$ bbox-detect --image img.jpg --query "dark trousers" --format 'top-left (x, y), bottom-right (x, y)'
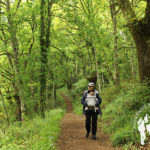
top-left (85, 110), bottom-right (98, 135)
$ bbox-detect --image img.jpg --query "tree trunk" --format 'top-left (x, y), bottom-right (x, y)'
top-left (30, 84), bottom-right (39, 113)
top-left (46, 86), bottom-right (51, 110)
top-left (46, 71), bottom-right (52, 110)
top-left (87, 48), bottom-right (93, 70)
top-left (45, 0), bottom-right (53, 110)
top-left (110, 0), bottom-right (120, 86)
top-left (6, 0), bottom-right (23, 121)
top-left (131, 29), bottom-right (150, 83)
top-left (40, 0), bottom-right (46, 118)
top-left (130, 46), bottom-right (136, 85)
top-left (52, 81), bottom-right (56, 108)
top-left (82, 56), bottom-right (86, 76)
top-left (0, 89), bottom-right (9, 126)
top-left (117, 0), bottom-right (150, 83)
top-left (45, 0), bottom-right (52, 49)
top-left (2, 36), bottom-right (23, 121)
top-left (102, 49), bottom-right (115, 84)
top-left (92, 47), bottom-right (101, 93)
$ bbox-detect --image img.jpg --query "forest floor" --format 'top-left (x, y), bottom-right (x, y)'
top-left (56, 92), bottom-right (123, 150)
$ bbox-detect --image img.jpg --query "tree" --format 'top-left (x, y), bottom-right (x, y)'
top-left (6, 0), bottom-right (24, 121)
top-left (110, 0), bottom-right (120, 86)
top-left (40, 0), bottom-right (53, 118)
top-left (117, 0), bottom-right (150, 83)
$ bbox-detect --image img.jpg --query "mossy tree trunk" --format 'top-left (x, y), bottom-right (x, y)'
top-left (110, 0), bottom-right (120, 86)
top-left (6, 0), bottom-right (23, 121)
top-left (117, 0), bottom-right (150, 84)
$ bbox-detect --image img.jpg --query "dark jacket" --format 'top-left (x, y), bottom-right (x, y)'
top-left (81, 89), bottom-right (102, 115)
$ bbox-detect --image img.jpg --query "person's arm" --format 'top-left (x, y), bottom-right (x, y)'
top-left (95, 92), bottom-right (102, 106)
top-left (81, 91), bottom-right (88, 106)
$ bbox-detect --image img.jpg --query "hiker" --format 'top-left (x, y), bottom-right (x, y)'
top-left (81, 82), bottom-right (102, 140)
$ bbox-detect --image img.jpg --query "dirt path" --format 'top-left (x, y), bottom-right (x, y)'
top-left (56, 92), bottom-right (122, 150)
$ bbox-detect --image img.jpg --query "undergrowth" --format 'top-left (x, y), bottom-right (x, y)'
top-left (101, 81), bottom-right (150, 148)
top-left (0, 90), bottom-right (65, 150)
top-left (0, 109), bottom-right (64, 150)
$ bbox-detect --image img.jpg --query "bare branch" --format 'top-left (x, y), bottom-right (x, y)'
top-left (145, 0), bottom-right (150, 19)
top-left (0, 1), bottom-right (6, 5)
top-left (117, 0), bottom-right (137, 24)
top-left (79, 0), bottom-right (87, 15)
top-left (2, 68), bottom-right (12, 76)
top-left (17, 0), bottom-right (21, 9)
top-left (50, 44), bottom-right (68, 58)
top-left (1, 73), bottom-right (11, 81)
top-left (0, 52), bottom-right (14, 58)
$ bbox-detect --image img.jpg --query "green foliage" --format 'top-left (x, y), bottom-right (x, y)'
top-left (72, 96), bottom-right (83, 115)
top-left (111, 124), bottom-right (138, 146)
top-left (101, 83), bottom-right (122, 105)
top-left (70, 79), bottom-right (88, 115)
top-left (55, 91), bottom-right (66, 111)
top-left (71, 78), bottom-right (88, 98)
top-left (0, 0), bottom-right (150, 149)
top-left (101, 82), bottom-right (150, 147)
top-left (69, 79), bottom-right (88, 115)
top-left (0, 109), bottom-right (64, 150)
top-left (86, 69), bottom-right (97, 83)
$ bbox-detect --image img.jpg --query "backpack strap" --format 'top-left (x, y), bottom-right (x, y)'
top-left (84, 90), bottom-right (88, 97)
top-left (94, 89), bottom-right (99, 94)
top-left (84, 90), bottom-right (88, 94)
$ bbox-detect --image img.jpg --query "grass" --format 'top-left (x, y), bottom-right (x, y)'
top-left (55, 91), bottom-right (66, 111)
top-left (0, 91), bottom-right (67, 150)
top-left (0, 108), bottom-right (64, 150)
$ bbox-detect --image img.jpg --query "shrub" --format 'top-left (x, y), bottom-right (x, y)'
top-left (101, 82), bottom-right (150, 147)
top-left (71, 78), bottom-right (88, 98)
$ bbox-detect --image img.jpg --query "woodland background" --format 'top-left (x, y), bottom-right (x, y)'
top-left (0, 0), bottom-right (150, 149)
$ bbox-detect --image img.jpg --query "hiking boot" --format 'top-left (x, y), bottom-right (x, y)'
top-left (92, 134), bottom-right (96, 140)
top-left (86, 132), bottom-right (89, 138)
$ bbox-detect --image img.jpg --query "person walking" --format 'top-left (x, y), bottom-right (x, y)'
top-left (81, 82), bottom-right (102, 140)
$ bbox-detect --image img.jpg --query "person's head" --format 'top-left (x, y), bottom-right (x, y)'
top-left (88, 82), bottom-right (94, 92)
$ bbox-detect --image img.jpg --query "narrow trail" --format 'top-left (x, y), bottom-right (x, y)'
top-left (56, 92), bottom-right (122, 150)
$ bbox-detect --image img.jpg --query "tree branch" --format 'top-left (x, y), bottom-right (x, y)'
top-left (79, 0), bottom-right (87, 15)
top-left (145, 0), bottom-right (150, 20)
top-left (50, 45), bottom-right (68, 58)
top-left (0, 52), bottom-right (14, 58)
top-left (1, 72), bottom-right (11, 81)
top-left (2, 68), bottom-right (12, 76)
top-left (17, 0), bottom-right (21, 9)
top-left (0, 1), bottom-right (6, 5)
top-left (117, 0), bottom-right (137, 24)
